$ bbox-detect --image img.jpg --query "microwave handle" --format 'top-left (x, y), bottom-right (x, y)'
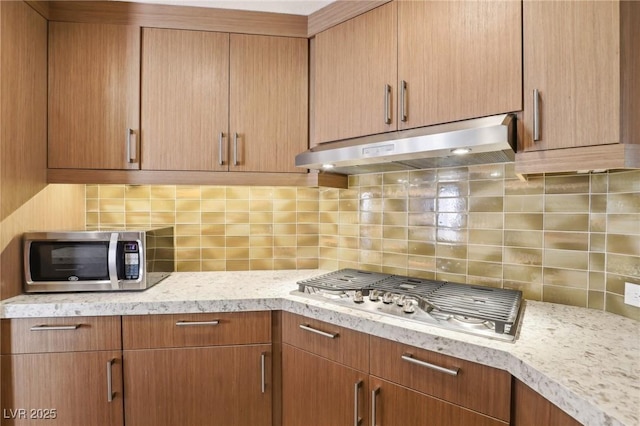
top-left (108, 233), bottom-right (120, 290)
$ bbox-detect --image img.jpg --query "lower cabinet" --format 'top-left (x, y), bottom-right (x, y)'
top-left (122, 311), bottom-right (272, 426)
top-left (124, 345), bottom-right (271, 426)
top-left (282, 345), bottom-right (368, 426)
top-left (370, 377), bottom-right (506, 426)
top-left (512, 379), bottom-right (581, 426)
top-left (369, 335), bottom-right (511, 424)
top-left (280, 314), bottom-right (512, 426)
top-left (281, 312), bottom-right (369, 426)
top-left (0, 316), bottom-right (124, 426)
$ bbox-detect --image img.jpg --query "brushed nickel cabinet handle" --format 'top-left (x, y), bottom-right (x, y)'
top-left (30, 324), bottom-right (80, 331)
top-left (233, 132), bottom-right (239, 166)
top-left (218, 132), bottom-right (225, 166)
top-left (401, 353), bottom-right (459, 376)
top-left (371, 387), bottom-right (380, 426)
top-left (354, 380), bottom-right (363, 426)
top-left (175, 320), bottom-right (220, 327)
top-left (400, 80), bottom-right (407, 122)
top-left (106, 358), bottom-right (115, 402)
top-left (299, 324), bottom-right (339, 339)
top-left (384, 84), bottom-right (391, 125)
top-left (260, 352), bottom-right (266, 394)
top-left (533, 89), bottom-right (541, 141)
top-left (126, 128), bottom-right (135, 163)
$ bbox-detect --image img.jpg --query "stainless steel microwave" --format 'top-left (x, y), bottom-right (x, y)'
top-left (23, 228), bottom-right (174, 293)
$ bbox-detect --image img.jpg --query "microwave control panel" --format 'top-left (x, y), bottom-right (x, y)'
top-left (123, 242), bottom-right (140, 280)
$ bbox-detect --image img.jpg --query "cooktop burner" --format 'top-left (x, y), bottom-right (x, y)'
top-left (294, 269), bottom-right (523, 342)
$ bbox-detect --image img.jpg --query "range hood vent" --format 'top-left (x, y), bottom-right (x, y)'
top-left (296, 114), bottom-right (517, 175)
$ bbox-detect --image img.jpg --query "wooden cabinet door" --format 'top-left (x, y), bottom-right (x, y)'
top-left (282, 344), bottom-right (368, 426)
top-left (522, 1), bottom-right (620, 152)
top-left (398, 0), bottom-right (521, 130)
top-left (124, 344), bottom-right (271, 426)
top-left (1, 351), bottom-right (123, 426)
top-left (370, 377), bottom-right (507, 426)
top-left (312, 2), bottom-right (397, 144)
top-left (48, 22), bottom-right (140, 170)
top-left (229, 34), bottom-right (308, 173)
top-left (512, 379), bottom-right (581, 426)
top-left (141, 28), bottom-right (229, 171)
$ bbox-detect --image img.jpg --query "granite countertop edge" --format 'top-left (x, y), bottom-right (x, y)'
top-left (1, 270), bottom-right (638, 426)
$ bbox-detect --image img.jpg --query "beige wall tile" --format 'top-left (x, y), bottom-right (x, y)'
top-left (543, 249), bottom-right (588, 270)
top-left (176, 186), bottom-right (201, 199)
top-left (150, 185), bottom-right (176, 199)
top-left (608, 170), bottom-right (640, 193)
top-left (605, 292), bottom-right (640, 320)
top-left (468, 261), bottom-right (502, 279)
top-left (588, 291), bottom-right (605, 310)
top-left (543, 268), bottom-right (588, 289)
top-left (590, 174), bottom-right (608, 193)
top-left (88, 166), bottom-right (639, 320)
top-left (100, 185), bottom-right (125, 198)
top-left (545, 175), bottom-right (590, 194)
top-left (544, 214), bottom-right (589, 232)
top-left (544, 194), bottom-right (589, 213)
top-left (607, 234), bottom-right (640, 256)
top-left (468, 245), bottom-right (502, 263)
top-left (543, 285), bottom-right (587, 307)
top-left (607, 214), bottom-right (640, 235)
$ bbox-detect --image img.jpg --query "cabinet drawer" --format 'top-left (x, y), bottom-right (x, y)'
top-left (281, 312), bottom-right (369, 372)
top-left (122, 311), bottom-right (271, 349)
top-left (1, 316), bottom-right (121, 354)
top-left (370, 336), bottom-right (511, 422)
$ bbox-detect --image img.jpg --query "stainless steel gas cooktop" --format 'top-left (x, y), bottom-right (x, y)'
top-left (293, 269), bottom-right (524, 342)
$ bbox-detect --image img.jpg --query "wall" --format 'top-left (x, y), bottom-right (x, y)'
top-left (89, 164), bottom-right (640, 320)
top-left (0, 1), bottom-right (85, 300)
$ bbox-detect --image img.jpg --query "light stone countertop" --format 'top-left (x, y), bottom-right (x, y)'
top-left (1, 270), bottom-right (638, 426)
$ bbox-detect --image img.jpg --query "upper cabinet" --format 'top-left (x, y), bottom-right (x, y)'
top-left (141, 28), bottom-right (229, 172)
top-left (229, 34), bottom-right (308, 173)
top-left (311, 0), bottom-right (522, 144)
top-left (312, 2), bottom-right (397, 145)
top-left (517, 0), bottom-right (639, 174)
top-left (48, 22), bottom-right (140, 170)
top-left (397, 0), bottom-right (521, 131)
top-left (142, 29), bottom-right (307, 174)
top-left (47, 14), bottom-right (322, 185)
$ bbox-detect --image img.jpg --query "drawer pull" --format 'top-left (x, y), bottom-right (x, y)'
top-left (371, 386), bottom-right (380, 426)
top-left (401, 353), bottom-right (459, 376)
top-left (299, 324), bottom-right (339, 339)
top-left (354, 380), bottom-right (363, 426)
top-left (260, 352), bottom-right (267, 394)
top-left (106, 358), bottom-right (115, 402)
top-left (30, 324), bottom-right (80, 331)
top-left (175, 320), bottom-right (220, 327)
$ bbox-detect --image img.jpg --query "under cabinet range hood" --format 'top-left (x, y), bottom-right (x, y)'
top-left (296, 114), bottom-right (517, 175)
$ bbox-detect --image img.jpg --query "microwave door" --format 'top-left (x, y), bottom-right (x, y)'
top-left (28, 241), bottom-right (111, 283)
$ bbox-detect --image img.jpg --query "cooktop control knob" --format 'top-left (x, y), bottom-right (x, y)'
top-left (382, 292), bottom-right (394, 304)
top-left (396, 295), bottom-right (406, 307)
top-left (402, 299), bottom-right (417, 314)
top-left (353, 291), bottom-right (364, 304)
top-left (369, 290), bottom-right (380, 302)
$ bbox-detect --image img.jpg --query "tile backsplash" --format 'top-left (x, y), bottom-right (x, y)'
top-left (87, 165), bottom-right (640, 320)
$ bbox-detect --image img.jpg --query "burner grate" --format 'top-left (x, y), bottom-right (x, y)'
top-left (296, 269), bottom-right (390, 292)
top-left (364, 276), bottom-right (444, 298)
